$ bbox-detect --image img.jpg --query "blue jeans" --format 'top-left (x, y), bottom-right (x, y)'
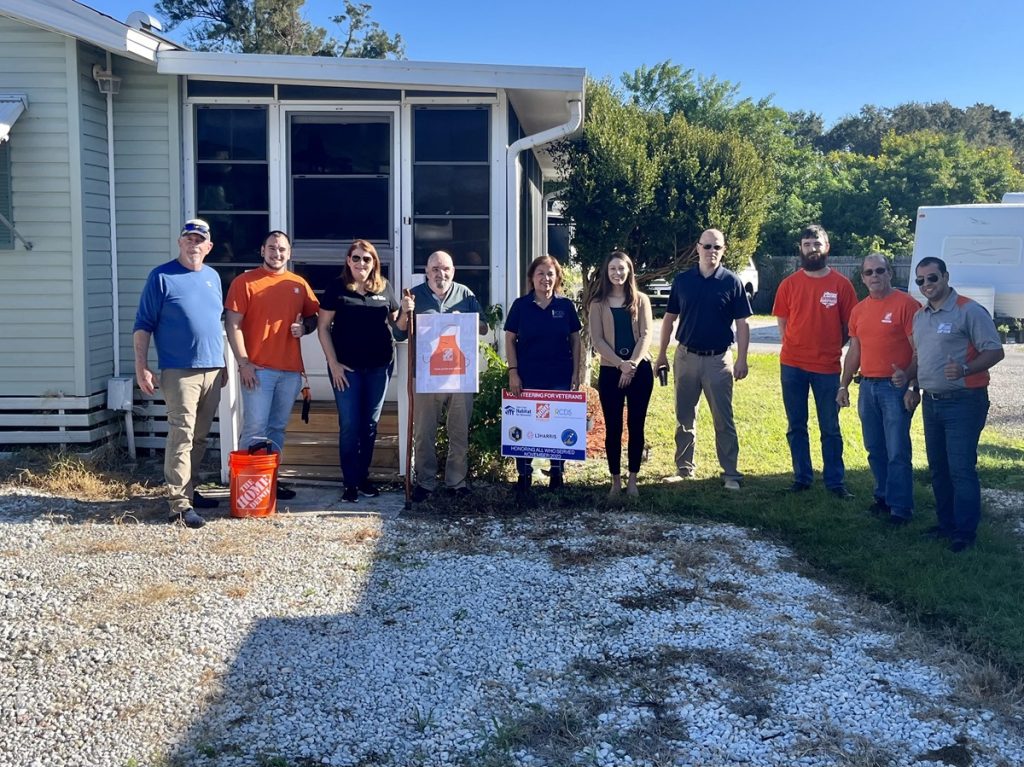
top-left (333, 365), bottom-right (390, 489)
top-left (240, 368), bottom-right (303, 453)
top-left (780, 364), bottom-right (845, 488)
top-left (922, 388), bottom-right (989, 543)
top-left (858, 379), bottom-right (914, 518)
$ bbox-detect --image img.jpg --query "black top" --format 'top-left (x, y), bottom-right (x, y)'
top-left (667, 266), bottom-right (752, 351)
top-left (320, 278), bottom-right (399, 369)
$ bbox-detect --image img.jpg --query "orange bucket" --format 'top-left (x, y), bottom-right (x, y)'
top-left (229, 447), bottom-right (280, 518)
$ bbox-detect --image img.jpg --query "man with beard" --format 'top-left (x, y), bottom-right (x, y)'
top-left (655, 228), bottom-right (751, 490)
top-left (903, 257), bottom-right (1003, 552)
top-left (408, 251), bottom-right (487, 501)
top-left (773, 225), bottom-right (858, 498)
top-left (837, 253), bottom-right (922, 525)
top-left (225, 230), bottom-right (319, 500)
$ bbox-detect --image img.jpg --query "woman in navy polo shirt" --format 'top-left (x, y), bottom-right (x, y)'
top-left (505, 255), bottom-right (582, 499)
top-left (317, 240), bottom-right (413, 504)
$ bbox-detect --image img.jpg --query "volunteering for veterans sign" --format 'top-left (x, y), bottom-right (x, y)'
top-left (501, 389), bottom-right (587, 461)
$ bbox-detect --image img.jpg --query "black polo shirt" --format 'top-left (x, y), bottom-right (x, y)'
top-left (320, 278), bottom-right (399, 369)
top-left (667, 266), bottom-right (752, 351)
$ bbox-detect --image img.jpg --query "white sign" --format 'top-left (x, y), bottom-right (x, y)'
top-left (501, 389), bottom-right (587, 461)
top-left (415, 313), bottom-right (479, 394)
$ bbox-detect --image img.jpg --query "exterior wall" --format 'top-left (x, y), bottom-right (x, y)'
top-left (0, 15), bottom-right (78, 396)
top-left (112, 58), bottom-right (181, 374)
top-left (77, 42), bottom-right (114, 392)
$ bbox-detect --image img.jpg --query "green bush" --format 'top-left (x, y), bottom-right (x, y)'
top-left (468, 343), bottom-right (509, 479)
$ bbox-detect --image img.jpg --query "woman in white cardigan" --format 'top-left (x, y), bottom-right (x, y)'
top-left (587, 251), bottom-right (654, 497)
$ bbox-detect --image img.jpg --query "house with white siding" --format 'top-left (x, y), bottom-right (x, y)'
top-left (0, 0), bottom-right (585, 480)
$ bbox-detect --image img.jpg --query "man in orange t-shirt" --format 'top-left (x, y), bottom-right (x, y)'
top-left (225, 231), bottom-right (319, 498)
top-left (772, 225), bottom-right (857, 498)
top-left (837, 253), bottom-right (922, 524)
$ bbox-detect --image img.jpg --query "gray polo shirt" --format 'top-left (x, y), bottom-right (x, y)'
top-left (912, 288), bottom-right (1002, 393)
top-left (410, 280), bottom-right (482, 318)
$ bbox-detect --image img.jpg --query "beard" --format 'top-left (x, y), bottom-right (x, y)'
top-left (800, 253), bottom-right (827, 271)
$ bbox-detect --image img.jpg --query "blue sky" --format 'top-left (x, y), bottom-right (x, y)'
top-left (84, 0), bottom-right (1024, 126)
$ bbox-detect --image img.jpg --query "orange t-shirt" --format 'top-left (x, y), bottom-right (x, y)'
top-left (773, 269), bottom-right (857, 374)
top-left (225, 269), bottom-right (319, 372)
top-left (848, 290), bottom-right (921, 378)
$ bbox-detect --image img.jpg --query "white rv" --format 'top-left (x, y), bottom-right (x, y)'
top-left (910, 193), bottom-right (1024, 320)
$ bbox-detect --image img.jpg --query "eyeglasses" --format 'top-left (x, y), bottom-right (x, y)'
top-left (349, 255), bottom-right (374, 264)
top-left (915, 274), bottom-right (941, 286)
top-left (700, 244), bottom-right (723, 251)
top-left (862, 267), bottom-right (887, 276)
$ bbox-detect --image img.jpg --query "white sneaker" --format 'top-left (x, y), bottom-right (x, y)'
top-left (724, 479), bottom-right (741, 491)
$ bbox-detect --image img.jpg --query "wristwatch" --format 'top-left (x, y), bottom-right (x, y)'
top-left (961, 363), bottom-right (970, 378)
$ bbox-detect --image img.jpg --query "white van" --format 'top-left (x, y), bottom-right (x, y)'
top-left (910, 196), bottom-right (1024, 320)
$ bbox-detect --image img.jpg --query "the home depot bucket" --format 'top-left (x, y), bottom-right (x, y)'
top-left (229, 446), bottom-right (280, 518)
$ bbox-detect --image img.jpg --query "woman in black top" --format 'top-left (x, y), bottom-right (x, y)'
top-left (318, 240), bottom-right (412, 503)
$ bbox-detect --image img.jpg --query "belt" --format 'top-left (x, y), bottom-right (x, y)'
top-left (680, 345), bottom-right (728, 357)
top-left (859, 376), bottom-right (891, 382)
top-left (923, 387), bottom-right (984, 400)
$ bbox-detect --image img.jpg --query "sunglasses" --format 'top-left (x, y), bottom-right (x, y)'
top-left (181, 222), bottom-right (210, 235)
top-left (700, 244), bottom-right (724, 251)
top-left (862, 267), bottom-right (887, 276)
top-left (349, 255), bottom-right (374, 264)
top-left (915, 274), bottom-right (941, 286)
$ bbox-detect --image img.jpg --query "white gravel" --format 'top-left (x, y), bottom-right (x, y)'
top-left (2, 489), bottom-right (1023, 767)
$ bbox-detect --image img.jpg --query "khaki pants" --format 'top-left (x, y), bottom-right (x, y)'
top-left (161, 368), bottom-right (222, 515)
top-left (413, 391), bottom-right (473, 490)
top-left (673, 347), bottom-right (741, 481)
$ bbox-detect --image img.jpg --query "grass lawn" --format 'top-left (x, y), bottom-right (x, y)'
top-left (572, 350), bottom-right (1024, 673)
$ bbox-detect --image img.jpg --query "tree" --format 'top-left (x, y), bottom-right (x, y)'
top-left (155, 0), bottom-right (404, 58)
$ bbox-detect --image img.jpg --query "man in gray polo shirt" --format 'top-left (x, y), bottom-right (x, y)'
top-left (409, 251), bottom-right (487, 501)
top-left (902, 256), bottom-right (1004, 552)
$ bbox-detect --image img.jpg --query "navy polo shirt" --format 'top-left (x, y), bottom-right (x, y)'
top-left (667, 266), bottom-right (752, 351)
top-left (320, 278), bottom-right (399, 369)
top-left (505, 292), bottom-right (581, 390)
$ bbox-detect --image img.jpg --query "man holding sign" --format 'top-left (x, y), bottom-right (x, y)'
top-left (410, 251), bottom-right (486, 501)
top-left (225, 230), bottom-right (319, 499)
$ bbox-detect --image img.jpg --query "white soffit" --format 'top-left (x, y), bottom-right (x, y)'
top-left (0, 94), bottom-right (27, 144)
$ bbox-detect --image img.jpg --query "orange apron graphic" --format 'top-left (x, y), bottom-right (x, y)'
top-left (429, 326), bottom-right (467, 375)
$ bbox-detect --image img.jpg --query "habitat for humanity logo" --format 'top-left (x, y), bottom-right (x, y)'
top-left (503, 404), bottom-right (516, 415)
top-left (535, 403), bottom-right (551, 420)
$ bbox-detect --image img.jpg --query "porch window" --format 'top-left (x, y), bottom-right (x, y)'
top-left (195, 105), bottom-right (269, 284)
top-left (412, 107), bottom-right (491, 307)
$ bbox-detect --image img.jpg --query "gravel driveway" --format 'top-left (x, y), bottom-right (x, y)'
top-left (3, 491), bottom-right (1023, 767)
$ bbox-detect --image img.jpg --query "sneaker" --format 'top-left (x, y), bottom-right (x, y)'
top-left (828, 486), bottom-right (854, 500)
top-left (867, 498), bottom-right (890, 516)
top-left (411, 485), bottom-right (431, 503)
top-left (342, 486), bottom-right (359, 503)
top-left (950, 538), bottom-right (975, 553)
top-left (276, 482), bottom-right (297, 500)
top-left (358, 481), bottom-right (380, 498)
top-left (665, 472), bottom-right (694, 483)
top-left (169, 509), bottom-right (206, 529)
top-left (723, 479), bottom-right (741, 491)
top-left (787, 481), bottom-right (811, 493)
top-left (192, 491), bottom-right (220, 509)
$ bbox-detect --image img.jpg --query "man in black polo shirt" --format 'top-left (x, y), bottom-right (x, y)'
top-left (655, 228), bottom-right (752, 489)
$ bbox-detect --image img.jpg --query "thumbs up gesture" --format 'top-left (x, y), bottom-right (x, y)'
top-left (943, 354), bottom-right (962, 381)
top-left (890, 363), bottom-right (907, 387)
top-left (290, 313), bottom-right (303, 338)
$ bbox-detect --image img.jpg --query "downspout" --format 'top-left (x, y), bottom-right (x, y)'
top-left (105, 52), bottom-right (120, 379)
top-left (103, 53), bottom-right (134, 458)
top-left (504, 99), bottom-right (582, 326)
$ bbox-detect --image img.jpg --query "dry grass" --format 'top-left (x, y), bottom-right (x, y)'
top-left (2, 447), bottom-right (159, 502)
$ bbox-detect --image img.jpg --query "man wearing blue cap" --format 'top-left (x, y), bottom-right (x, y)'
top-left (133, 219), bottom-right (225, 528)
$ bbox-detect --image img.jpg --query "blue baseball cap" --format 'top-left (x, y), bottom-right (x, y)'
top-left (180, 218), bottom-right (211, 241)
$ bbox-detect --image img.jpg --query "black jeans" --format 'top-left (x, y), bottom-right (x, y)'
top-left (598, 360), bottom-right (654, 475)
